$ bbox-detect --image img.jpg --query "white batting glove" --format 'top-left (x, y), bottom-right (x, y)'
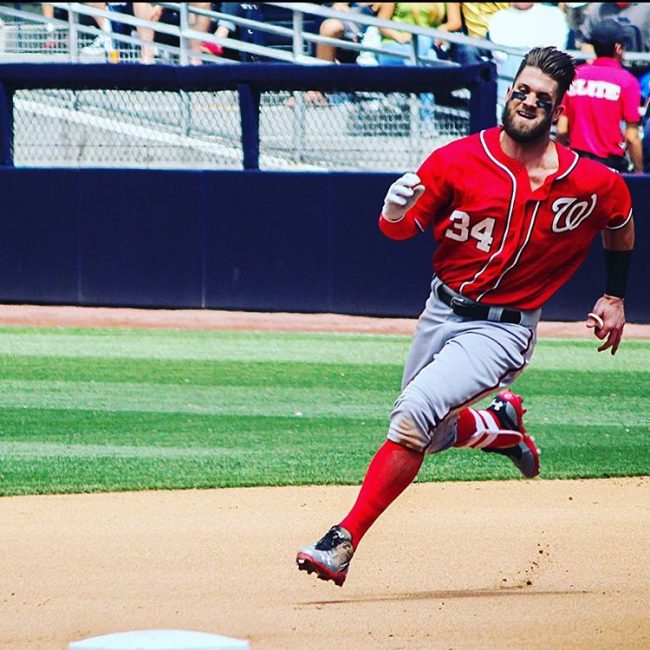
top-left (382, 173), bottom-right (426, 222)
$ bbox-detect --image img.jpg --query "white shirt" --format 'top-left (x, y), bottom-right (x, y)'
top-left (488, 4), bottom-right (569, 106)
top-left (488, 4), bottom-right (569, 49)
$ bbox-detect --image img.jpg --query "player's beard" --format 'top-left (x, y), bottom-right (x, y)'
top-left (501, 99), bottom-right (553, 144)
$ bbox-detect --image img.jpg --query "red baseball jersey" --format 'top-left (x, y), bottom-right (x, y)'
top-left (379, 127), bottom-right (633, 310)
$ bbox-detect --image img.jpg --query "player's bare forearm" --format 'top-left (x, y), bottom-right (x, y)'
top-left (586, 220), bottom-right (635, 355)
top-left (624, 124), bottom-right (643, 173)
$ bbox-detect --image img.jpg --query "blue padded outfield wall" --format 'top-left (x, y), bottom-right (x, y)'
top-left (0, 168), bottom-right (648, 323)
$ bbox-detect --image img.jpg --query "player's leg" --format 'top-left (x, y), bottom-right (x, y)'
top-left (295, 439), bottom-right (423, 586)
top-left (296, 284), bottom-right (451, 586)
top-left (297, 285), bottom-right (538, 585)
top-left (400, 283), bottom-right (540, 475)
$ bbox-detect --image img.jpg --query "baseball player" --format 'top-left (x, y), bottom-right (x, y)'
top-left (297, 46), bottom-right (635, 587)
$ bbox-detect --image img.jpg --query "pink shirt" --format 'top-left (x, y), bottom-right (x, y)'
top-left (562, 57), bottom-right (641, 158)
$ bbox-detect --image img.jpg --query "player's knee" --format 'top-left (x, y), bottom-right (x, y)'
top-left (387, 406), bottom-right (431, 453)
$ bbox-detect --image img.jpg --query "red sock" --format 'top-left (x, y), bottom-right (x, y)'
top-left (339, 440), bottom-right (423, 548)
top-left (453, 408), bottom-right (484, 446)
top-left (453, 407), bottom-right (520, 450)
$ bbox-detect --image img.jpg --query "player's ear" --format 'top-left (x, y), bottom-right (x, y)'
top-left (551, 102), bottom-right (565, 124)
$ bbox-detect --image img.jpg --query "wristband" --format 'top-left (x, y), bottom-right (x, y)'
top-left (604, 249), bottom-right (632, 298)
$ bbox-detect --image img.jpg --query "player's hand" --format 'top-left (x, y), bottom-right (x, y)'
top-left (586, 295), bottom-right (626, 355)
top-left (382, 173), bottom-right (425, 222)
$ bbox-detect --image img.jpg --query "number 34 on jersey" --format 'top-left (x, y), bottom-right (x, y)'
top-left (445, 210), bottom-right (495, 252)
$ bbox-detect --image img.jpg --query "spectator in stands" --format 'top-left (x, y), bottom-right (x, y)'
top-left (488, 3), bottom-right (569, 107)
top-left (375, 3), bottom-right (462, 65)
top-left (557, 18), bottom-right (643, 173)
top-left (580, 3), bottom-right (650, 53)
top-left (559, 2), bottom-right (590, 49)
top-left (488, 3), bottom-right (568, 48)
top-left (298, 4), bottom-right (385, 103)
top-left (314, 3), bottom-right (384, 64)
top-left (201, 3), bottom-right (256, 60)
top-left (42, 2), bottom-right (113, 53)
top-left (133, 2), bottom-right (212, 64)
top-left (450, 2), bottom-right (508, 65)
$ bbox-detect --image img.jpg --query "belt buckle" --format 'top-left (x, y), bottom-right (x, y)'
top-left (450, 295), bottom-right (473, 317)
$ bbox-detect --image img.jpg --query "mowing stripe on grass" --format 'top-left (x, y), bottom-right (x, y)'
top-left (0, 441), bottom-right (251, 459)
top-left (0, 327), bottom-right (647, 494)
top-left (0, 328), bottom-right (412, 364)
top-left (0, 379), bottom-right (646, 426)
top-left (0, 380), bottom-right (393, 417)
top-left (530, 341), bottom-right (650, 371)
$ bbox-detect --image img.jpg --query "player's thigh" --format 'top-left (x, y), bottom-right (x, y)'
top-left (401, 285), bottom-right (453, 389)
top-left (414, 324), bottom-right (534, 412)
top-left (389, 323), bottom-right (534, 451)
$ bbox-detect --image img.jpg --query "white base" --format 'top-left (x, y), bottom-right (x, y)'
top-left (68, 629), bottom-right (249, 650)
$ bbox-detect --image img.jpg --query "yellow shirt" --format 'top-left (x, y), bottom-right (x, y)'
top-left (391, 3), bottom-right (447, 29)
top-left (461, 2), bottom-right (508, 38)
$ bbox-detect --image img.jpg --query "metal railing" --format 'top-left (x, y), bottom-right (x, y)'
top-left (0, 2), bottom-right (589, 66)
top-left (3, 2), bottom-right (650, 110)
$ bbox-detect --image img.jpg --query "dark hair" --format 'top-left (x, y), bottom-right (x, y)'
top-left (589, 18), bottom-right (625, 58)
top-left (513, 46), bottom-right (576, 103)
top-left (593, 41), bottom-right (617, 58)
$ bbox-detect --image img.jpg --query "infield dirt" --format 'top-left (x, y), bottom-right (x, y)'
top-left (0, 306), bottom-right (648, 650)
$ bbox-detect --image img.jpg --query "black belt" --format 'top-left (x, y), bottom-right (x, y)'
top-left (436, 283), bottom-right (522, 324)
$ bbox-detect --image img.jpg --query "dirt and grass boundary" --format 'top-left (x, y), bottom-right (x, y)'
top-left (0, 305), bottom-right (648, 650)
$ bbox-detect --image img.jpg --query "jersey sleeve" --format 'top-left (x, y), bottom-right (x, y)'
top-left (379, 148), bottom-right (453, 240)
top-left (601, 170), bottom-right (633, 230)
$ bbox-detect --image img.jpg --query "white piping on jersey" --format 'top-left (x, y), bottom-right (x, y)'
top-left (556, 150), bottom-right (579, 180)
top-left (414, 217), bottom-right (425, 232)
top-left (459, 130), bottom-right (517, 295)
top-left (478, 201), bottom-right (541, 301)
top-left (607, 207), bottom-right (633, 230)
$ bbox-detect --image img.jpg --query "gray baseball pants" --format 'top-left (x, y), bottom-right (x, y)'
top-left (387, 276), bottom-right (541, 454)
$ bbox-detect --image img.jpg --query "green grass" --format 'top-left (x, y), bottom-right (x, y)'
top-left (0, 327), bottom-right (648, 495)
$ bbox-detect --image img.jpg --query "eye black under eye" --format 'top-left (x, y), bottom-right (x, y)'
top-left (511, 90), bottom-right (552, 111)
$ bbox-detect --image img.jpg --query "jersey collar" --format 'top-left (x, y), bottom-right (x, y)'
top-left (590, 57), bottom-right (623, 69)
top-left (482, 127), bottom-right (579, 188)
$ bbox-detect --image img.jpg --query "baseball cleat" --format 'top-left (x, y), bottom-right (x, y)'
top-left (296, 525), bottom-right (354, 587)
top-left (482, 390), bottom-right (540, 478)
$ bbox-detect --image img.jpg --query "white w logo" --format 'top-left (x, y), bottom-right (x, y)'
top-left (551, 194), bottom-right (597, 232)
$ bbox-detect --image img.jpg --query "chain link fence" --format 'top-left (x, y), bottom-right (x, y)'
top-left (13, 87), bottom-right (470, 170)
top-left (260, 90), bottom-right (469, 171)
top-left (14, 89), bottom-right (243, 168)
